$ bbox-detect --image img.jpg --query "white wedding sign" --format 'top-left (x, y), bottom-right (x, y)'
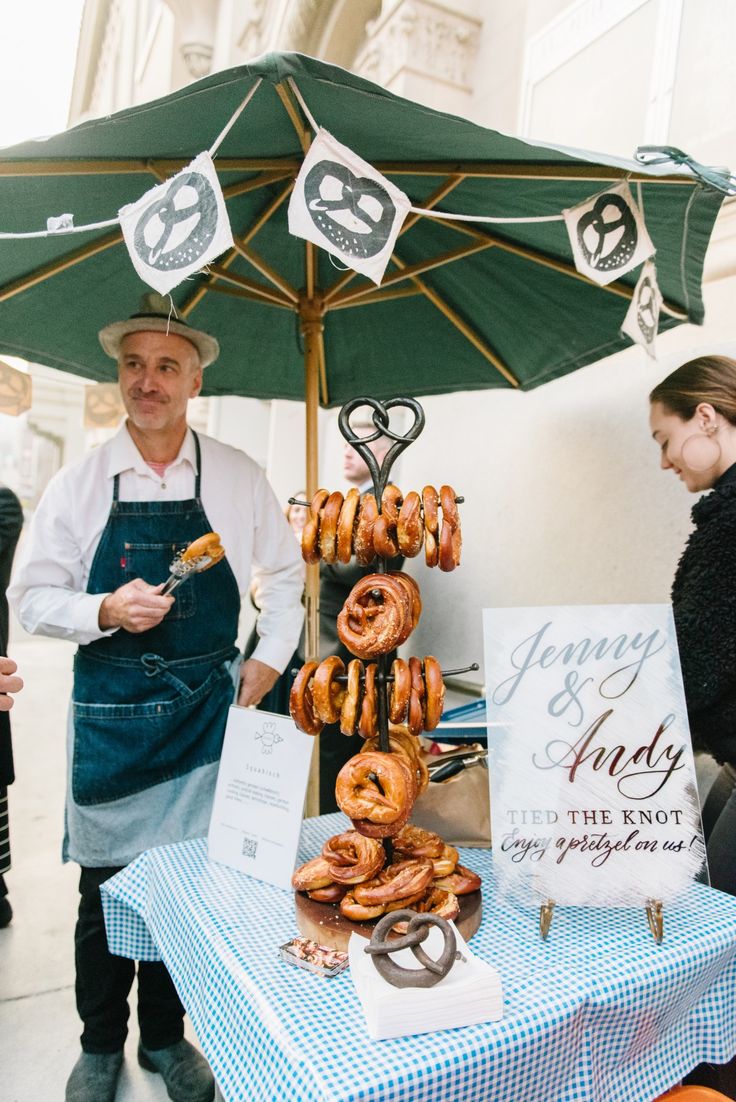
top-left (483, 604), bottom-right (705, 907)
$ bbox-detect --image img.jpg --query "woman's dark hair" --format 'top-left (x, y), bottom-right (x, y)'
top-left (649, 355), bottom-right (736, 425)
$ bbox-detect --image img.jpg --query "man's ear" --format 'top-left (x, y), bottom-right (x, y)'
top-left (190, 365), bottom-right (203, 398)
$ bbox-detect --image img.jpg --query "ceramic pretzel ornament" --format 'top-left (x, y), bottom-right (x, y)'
top-left (563, 182), bottom-right (655, 286)
top-left (288, 129), bottom-right (411, 284)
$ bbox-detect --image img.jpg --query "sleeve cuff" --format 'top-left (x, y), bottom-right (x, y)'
top-left (248, 636), bottom-right (296, 676)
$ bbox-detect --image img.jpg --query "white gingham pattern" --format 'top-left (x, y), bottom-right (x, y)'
top-left (101, 814), bottom-right (736, 1102)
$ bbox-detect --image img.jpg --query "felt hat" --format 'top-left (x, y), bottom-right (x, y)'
top-left (98, 293), bottom-right (219, 367)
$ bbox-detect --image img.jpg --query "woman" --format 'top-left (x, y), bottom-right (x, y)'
top-left (649, 354), bottom-right (736, 901)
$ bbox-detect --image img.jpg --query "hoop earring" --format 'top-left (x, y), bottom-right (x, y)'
top-left (680, 429), bottom-right (722, 473)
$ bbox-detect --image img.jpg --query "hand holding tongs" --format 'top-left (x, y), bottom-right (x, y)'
top-left (161, 531), bottom-right (226, 596)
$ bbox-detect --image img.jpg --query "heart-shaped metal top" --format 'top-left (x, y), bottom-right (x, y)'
top-left (364, 909), bottom-right (458, 988)
top-left (338, 396), bottom-right (425, 503)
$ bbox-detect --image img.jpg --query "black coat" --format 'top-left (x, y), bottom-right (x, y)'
top-left (672, 468), bottom-right (736, 764)
top-left (0, 485), bottom-right (23, 788)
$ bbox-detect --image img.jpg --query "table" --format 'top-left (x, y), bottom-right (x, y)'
top-left (101, 814), bottom-right (736, 1102)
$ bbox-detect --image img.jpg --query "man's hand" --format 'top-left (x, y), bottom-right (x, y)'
top-left (98, 579), bottom-right (174, 633)
top-left (0, 656), bottom-right (22, 711)
top-left (238, 658), bottom-right (280, 707)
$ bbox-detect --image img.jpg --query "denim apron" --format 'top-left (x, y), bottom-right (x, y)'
top-left (71, 433), bottom-right (240, 806)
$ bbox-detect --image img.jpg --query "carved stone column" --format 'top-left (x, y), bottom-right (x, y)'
top-left (354, 0), bottom-right (481, 113)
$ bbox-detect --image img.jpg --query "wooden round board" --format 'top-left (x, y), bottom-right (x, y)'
top-left (295, 890), bottom-right (482, 951)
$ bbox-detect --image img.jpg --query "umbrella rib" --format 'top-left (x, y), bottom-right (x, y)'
top-left (0, 158), bottom-right (696, 184)
top-left (274, 82), bottom-right (312, 154)
top-left (328, 239), bottom-right (494, 308)
top-left (0, 228), bottom-right (122, 304)
top-left (180, 180), bottom-right (294, 318)
top-left (328, 286), bottom-right (423, 311)
top-left (206, 265), bottom-right (294, 308)
top-left (391, 251), bottom-right (519, 387)
top-left (430, 215), bottom-right (689, 320)
top-left (322, 174), bottom-right (466, 306)
top-left (231, 240), bottom-right (299, 304)
top-left (205, 283), bottom-right (293, 310)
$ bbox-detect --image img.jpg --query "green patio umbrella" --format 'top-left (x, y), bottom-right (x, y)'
top-left (0, 52), bottom-right (726, 655)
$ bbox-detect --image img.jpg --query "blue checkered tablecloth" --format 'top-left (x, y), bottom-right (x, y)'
top-left (101, 814), bottom-right (736, 1102)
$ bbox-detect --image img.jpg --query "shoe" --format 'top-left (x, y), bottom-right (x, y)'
top-left (138, 1038), bottom-right (214, 1102)
top-left (65, 1051), bottom-right (123, 1102)
top-left (0, 895), bottom-right (11, 928)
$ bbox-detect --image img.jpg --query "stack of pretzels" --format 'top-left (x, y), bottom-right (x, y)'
top-left (292, 825), bottom-right (480, 927)
top-left (289, 653), bottom-right (445, 740)
top-left (301, 484), bottom-right (462, 571)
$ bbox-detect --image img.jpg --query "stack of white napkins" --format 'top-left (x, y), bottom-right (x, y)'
top-left (348, 923), bottom-right (503, 1040)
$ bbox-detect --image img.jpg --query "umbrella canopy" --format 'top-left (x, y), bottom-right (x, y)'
top-left (0, 51), bottom-right (724, 413)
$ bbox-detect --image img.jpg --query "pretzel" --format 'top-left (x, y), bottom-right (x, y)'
top-left (351, 801), bottom-right (413, 839)
top-left (308, 883), bottom-right (348, 903)
top-left (397, 491), bottom-right (423, 557)
top-left (353, 493), bottom-right (378, 565)
top-left (340, 891), bottom-right (386, 921)
top-left (391, 888), bottom-right (459, 934)
top-left (319, 490), bottom-right (344, 564)
top-left (433, 864), bottom-right (482, 896)
top-left (322, 831), bottom-right (385, 884)
top-left (422, 656), bottom-right (445, 732)
top-left (336, 573), bottom-right (412, 659)
top-left (407, 656), bottom-right (425, 737)
top-left (337, 487), bottom-right (361, 564)
top-left (339, 658), bottom-right (363, 737)
top-left (362, 729), bottom-right (429, 796)
top-left (372, 484), bottom-right (403, 558)
top-left (335, 751), bottom-right (415, 825)
top-left (357, 662), bottom-right (378, 740)
top-left (291, 855), bottom-right (333, 892)
top-left (393, 824), bottom-right (446, 860)
top-left (181, 531), bottom-right (226, 567)
top-left (311, 656), bottom-right (346, 725)
top-left (422, 485), bottom-right (439, 567)
top-left (301, 489), bottom-right (329, 564)
top-left (432, 843), bottom-right (459, 878)
top-left (389, 658), bottom-right (411, 724)
top-left (388, 571), bottom-right (422, 641)
top-left (353, 859), bottom-right (434, 907)
top-left (288, 661), bottom-right (323, 736)
top-left (438, 484), bottom-right (462, 572)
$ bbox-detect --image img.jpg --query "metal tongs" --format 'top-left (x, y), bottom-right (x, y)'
top-left (161, 531), bottom-right (226, 596)
top-left (427, 745), bottom-right (487, 783)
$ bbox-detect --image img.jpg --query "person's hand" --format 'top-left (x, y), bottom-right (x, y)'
top-left (0, 656), bottom-right (23, 711)
top-left (238, 657), bottom-right (280, 707)
top-left (98, 579), bottom-right (174, 633)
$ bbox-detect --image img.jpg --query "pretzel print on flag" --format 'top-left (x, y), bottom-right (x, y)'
top-left (563, 182), bottom-right (655, 286)
top-left (288, 129), bottom-right (411, 285)
top-left (621, 260), bottom-right (663, 358)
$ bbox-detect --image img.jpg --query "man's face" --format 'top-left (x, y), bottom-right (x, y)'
top-left (118, 330), bottom-right (202, 435)
top-left (342, 437), bottom-right (389, 485)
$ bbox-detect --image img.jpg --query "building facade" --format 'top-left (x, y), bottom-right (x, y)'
top-left (63, 0), bottom-right (736, 686)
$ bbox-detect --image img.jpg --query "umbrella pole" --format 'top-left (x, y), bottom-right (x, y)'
top-left (300, 293), bottom-right (324, 817)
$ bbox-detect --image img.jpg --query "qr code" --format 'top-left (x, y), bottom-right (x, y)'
top-left (241, 837), bottom-right (258, 859)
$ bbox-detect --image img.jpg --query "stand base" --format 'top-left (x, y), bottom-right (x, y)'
top-left (294, 890), bottom-right (482, 951)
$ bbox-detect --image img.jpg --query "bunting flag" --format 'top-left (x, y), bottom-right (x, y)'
top-left (0, 360), bottom-right (32, 417)
top-left (118, 152), bottom-right (233, 295)
top-left (288, 129), bottom-right (411, 285)
top-left (84, 383), bottom-right (125, 429)
top-left (620, 260), bottom-right (663, 358)
top-left (563, 182), bottom-right (655, 286)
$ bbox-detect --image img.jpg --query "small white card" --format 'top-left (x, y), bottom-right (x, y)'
top-left (207, 707), bottom-right (315, 890)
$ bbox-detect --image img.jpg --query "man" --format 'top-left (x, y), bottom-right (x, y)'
top-left (316, 420), bottom-right (399, 812)
top-left (9, 294), bottom-right (304, 1102)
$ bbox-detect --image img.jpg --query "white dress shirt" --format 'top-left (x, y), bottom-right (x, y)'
top-left (9, 423), bottom-right (305, 673)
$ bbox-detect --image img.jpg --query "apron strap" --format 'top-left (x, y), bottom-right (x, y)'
top-left (111, 429), bottom-right (202, 504)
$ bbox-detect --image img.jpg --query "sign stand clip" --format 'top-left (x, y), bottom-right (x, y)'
top-left (646, 898), bottom-right (664, 944)
top-left (539, 899), bottom-right (555, 940)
